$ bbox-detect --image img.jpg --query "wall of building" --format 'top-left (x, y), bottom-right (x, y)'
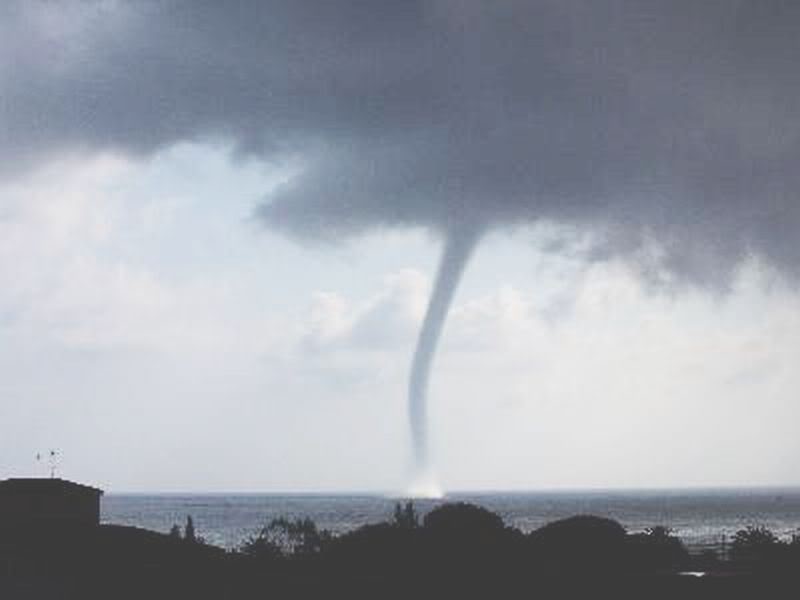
top-left (0, 484), bottom-right (101, 528)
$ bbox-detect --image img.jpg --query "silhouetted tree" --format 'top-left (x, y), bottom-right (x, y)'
top-left (729, 526), bottom-right (785, 567)
top-left (185, 516), bottom-right (196, 543)
top-left (526, 515), bottom-right (628, 574)
top-left (627, 525), bottom-right (690, 572)
top-left (423, 502), bottom-right (506, 535)
top-left (240, 530), bottom-right (283, 562)
top-left (392, 501), bottom-right (419, 530)
top-left (325, 521), bottom-right (421, 578)
top-left (169, 524), bottom-right (182, 539)
top-left (241, 517), bottom-right (330, 560)
top-left (421, 503), bottom-right (518, 576)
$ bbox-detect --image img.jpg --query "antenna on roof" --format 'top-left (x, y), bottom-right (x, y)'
top-left (36, 450), bottom-right (59, 478)
top-left (48, 450), bottom-right (59, 479)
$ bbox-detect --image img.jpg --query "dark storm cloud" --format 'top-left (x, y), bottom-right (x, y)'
top-left (3, 1), bottom-right (800, 285)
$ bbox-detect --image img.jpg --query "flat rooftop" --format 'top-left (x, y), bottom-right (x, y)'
top-left (0, 478), bottom-right (103, 495)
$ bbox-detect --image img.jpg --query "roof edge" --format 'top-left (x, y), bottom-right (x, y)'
top-left (0, 478), bottom-right (104, 495)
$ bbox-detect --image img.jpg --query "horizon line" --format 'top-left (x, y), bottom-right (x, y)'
top-left (102, 483), bottom-right (800, 496)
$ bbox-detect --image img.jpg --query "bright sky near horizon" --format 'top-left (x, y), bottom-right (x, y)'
top-left (3, 2), bottom-right (800, 492)
top-left (2, 143), bottom-right (799, 492)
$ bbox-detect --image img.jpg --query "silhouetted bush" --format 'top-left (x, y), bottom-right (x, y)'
top-left (391, 501), bottom-right (419, 530)
top-left (421, 503), bottom-right (520, 576)
top-left (729, 526), bottom-right (786, 568)
top-left (626, 526), bottom-right (690, 572)
top-left (240, 517), bottom-right (330, 561)
top-left (323, 502), bottom-right (422, 579)
top-left (239, 532), bottom-right (283, 562)
top-left (526, 515), bottom-right (628, 574)
top-left (9, 505), bottom-right (800, 599)
top-left (422, 502), bottom-right (505, 535)
top-left (325, 521), bottom-right (420, 579)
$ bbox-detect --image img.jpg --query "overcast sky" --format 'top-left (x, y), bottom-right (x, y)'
top-left (2, 1), bottom-right (800, 492)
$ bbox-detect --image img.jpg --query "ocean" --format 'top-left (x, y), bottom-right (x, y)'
top-left (101, 489), bottom-right (800, 554)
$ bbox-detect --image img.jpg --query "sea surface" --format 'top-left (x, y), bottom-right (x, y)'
top-left (102, 489), bottom-right (800, 554)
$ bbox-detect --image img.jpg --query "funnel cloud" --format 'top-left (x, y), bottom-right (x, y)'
top-left (409, 224), bottom-right (481, 485)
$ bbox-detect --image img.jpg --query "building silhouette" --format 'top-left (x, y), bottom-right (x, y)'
top-left (0, 478), bottom-right (103, 528)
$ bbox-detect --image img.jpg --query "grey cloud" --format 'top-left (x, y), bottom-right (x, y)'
top-left (3, 1), bottom-right (800, 285)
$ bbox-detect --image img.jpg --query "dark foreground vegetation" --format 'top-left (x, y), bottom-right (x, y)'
top-left (2, 503), bottom-right (800, 599)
